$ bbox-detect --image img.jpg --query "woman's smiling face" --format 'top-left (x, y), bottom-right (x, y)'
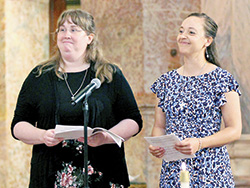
top-left (177, 16), bottom-right (208, 56)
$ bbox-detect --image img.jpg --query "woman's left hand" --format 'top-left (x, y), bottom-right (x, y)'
top-left (78, 132), bottom-right (108, 147)
top-left (174, 138), bottom-right (200, 155)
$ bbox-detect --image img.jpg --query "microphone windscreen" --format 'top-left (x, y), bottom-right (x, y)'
top-left (91, 78), bottom-right (101, 89)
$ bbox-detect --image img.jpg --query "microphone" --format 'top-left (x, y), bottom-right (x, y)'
top-left (71, 78), bottom-right (101, 105)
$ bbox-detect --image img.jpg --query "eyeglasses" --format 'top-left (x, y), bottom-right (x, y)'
top-left (57, 26), bottom-right (84, 35)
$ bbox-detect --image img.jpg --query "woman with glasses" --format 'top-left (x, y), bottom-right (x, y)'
top-left (11, 9), bottom-right (142, 188)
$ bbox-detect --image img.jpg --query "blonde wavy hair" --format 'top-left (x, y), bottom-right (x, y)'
top-left (37, 9), bottom-right (116, 83)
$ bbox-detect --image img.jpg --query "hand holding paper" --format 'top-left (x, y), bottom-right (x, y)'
top-left (145, 134), bottom-right (195, 162)
top-left (55, 125), bottom-right (125, 147)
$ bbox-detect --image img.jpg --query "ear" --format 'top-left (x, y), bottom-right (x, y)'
top-left (87, 33), bottom-right (95, 45)
top-left (205, 36), bottom-right (213, 47)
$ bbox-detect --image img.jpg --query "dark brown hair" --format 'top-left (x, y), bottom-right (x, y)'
top-left (187, 13), bottom-right (220, 66)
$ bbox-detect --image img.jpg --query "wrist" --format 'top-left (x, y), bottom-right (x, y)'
top-left (40, 129), bottom-right (47, 144)
top-left (197, 138), bottom-right (202, 151)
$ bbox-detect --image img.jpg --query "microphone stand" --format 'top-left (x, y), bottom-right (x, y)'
top-left (72, 79), bottom-right (100, 187)
top-left (82, 94), bottom-right (91, 188)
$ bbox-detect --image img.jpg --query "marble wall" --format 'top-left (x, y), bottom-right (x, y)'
top-left (2, 0), bottom-right (49, 187)
top-left (1, 0), bottom-right (249, 187)
top-left (201, 0), bottom-right (250, 185)
top-left (81, 1), bottom-right (200, 187)
top-left (81, 0), bottom-right (250, 187)
top-left (81, 0), bottom-right (145, 101)
top-left (202, 0), bottom-right (250, 134)
top-left (0, 0), bottom-right (6, 187)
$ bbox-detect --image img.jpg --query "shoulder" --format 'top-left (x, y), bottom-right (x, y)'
top-left (22, 66), bottom-right (41, 84)
top-left (102, 63), bottom-right (123, 81)
top-left (107, 65), bottom-right (132, 91)
top-left (153, 69), bottom-right (178, 84)
top-left (112, 64), bottom-right (123, 76)
top-left (211, 67), bottom-right (237, 81)
top-left (150, 69), bottom-right (177, 94)
top-left (210, 67), bottom-right (241, 95)
top-left (23, 65), bottom-right (55, 86)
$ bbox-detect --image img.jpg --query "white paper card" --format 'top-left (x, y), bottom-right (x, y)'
top-left (55, 125), bottom-right (125, 147)
top-left (144, 134), bottom-right (195, 162)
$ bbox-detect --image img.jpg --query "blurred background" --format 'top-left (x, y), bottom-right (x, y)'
top-left (0, 0), bottom-right (249, 187)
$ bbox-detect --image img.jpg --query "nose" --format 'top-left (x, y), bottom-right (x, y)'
top-left (64, 30), bottom-right (71, 39)
top-left (177, 33), bottom-right (186, 42)
top-left (179, 32), bottom-right (187, 39)
top-left (65, 35), bottom-right (71, 39)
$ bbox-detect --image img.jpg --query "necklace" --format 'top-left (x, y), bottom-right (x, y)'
top-left (183, 62), bottom-right (207, 76)
top-left (63, 69), bottom-right (88, 100)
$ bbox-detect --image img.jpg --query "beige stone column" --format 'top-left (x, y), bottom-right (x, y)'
top-left (2, 0), bottom-right (49, 187)
top-left (0, 0), bottom-right (7, 187)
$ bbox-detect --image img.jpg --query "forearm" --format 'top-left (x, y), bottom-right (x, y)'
top-left (201, 126), bottom-right (241, 149)
top-left (200, 91), bottom-right (242, 149)
top-left (151, 103), bottom-right (166, 137)
top-left (151, 126), bottom-right (165, 136)
top-left (13, 121), bottom-right (46, 145)
top-left (108, 119), bottom-right (139, 142)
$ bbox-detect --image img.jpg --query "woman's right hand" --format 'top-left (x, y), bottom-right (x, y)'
top-left (149, 145), bottom-right (165, 158)
top-left (43, 129), bottom-right (63, 147)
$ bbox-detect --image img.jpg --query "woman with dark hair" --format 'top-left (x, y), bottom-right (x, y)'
top-left (11, 9), bottom-right (142, 188)
top-left (149, 13), bottom-right (241, 187)
top-left (187, 12), bottom-right (220, 67)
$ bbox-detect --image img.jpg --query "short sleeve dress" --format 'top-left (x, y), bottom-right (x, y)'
top-left (151, 67), bottom-right (241, 188)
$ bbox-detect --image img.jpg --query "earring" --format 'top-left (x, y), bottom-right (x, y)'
top-left (206, 48), bottom-right (209, 59)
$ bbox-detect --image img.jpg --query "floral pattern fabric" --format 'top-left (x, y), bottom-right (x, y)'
top-left (151, 67), bottom-right (241, 188)
top-left (55, 140), bottom-right (124, 188)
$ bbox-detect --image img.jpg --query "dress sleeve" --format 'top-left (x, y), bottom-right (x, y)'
top-left (11, 68), bottom-right (39, 139)
top-left (150, 74), bottom-right (167, 110)
top-left (113, 68), bottom-right (143, 134)
top-left (215, 70), bottom-right (241, 107)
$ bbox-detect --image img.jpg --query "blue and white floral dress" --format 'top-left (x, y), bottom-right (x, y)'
top-left (151, 67), bottom-right (241, 188)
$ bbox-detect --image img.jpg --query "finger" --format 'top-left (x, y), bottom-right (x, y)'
top-left (177, 139), bottom-right (190, 145)
top-left (176, 146), bottom-right (193, 154)
top-left (153, 151), bottom-right (165, 158)
top-left (77, 137), bottom-right (85, 143)
top-left (179, 150), bottom-right (193, 155)
top-left (149, 145), bottom-right (162, 151)
top-left (150, 148), bottom-right (165, 158)
top-left (149, 147), bottom-right (164, 155)
top-left (174, 144), bottom-right (186, 150)
top-left (175, 142), bottom-right (188, 148)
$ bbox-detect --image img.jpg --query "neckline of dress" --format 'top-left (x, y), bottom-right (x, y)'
top-left (59, 67), bottom-right (90, 75)
top-left (175, 66), bottom-right (220, 78)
